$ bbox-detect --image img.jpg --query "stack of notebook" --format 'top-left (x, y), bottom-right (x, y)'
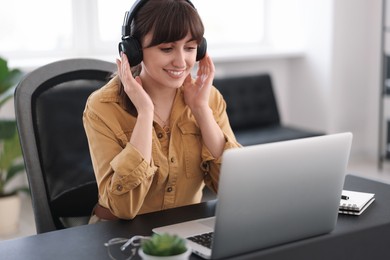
top-left (339, 190), bottom-right (375, 215)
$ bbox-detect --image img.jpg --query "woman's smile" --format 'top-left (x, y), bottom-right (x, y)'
top-left (165, 69), bottom-right (186, 78)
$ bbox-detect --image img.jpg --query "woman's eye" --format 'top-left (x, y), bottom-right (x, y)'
top-left (160, 48), bottom-right (173, 53)
top-left (184, 46), bottom-right (197, 52)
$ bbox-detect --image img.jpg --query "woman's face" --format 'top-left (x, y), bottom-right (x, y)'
top-left (140, 32), bottom-right (198, 90)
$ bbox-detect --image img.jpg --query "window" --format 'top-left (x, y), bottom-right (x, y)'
top-left (196, 0), bottom-right (264, 47)
top-left (0, 0), bottom-right (72, 55)
top-left (1, 0), bottom-right (268, 67)
top-left (96, 0), bottom-right (265, 50)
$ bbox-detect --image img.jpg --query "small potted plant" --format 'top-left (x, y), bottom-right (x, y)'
top-left (139, 233), bottom-right (191, 260)
top-left (0, 56), bottom-right (28, 235)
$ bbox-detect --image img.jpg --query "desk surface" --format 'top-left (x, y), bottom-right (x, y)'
top-left (1, 174), bottom-right (390, 260)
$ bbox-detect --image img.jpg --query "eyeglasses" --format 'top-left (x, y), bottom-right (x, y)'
top-left (104, 235), bottom-right (149, 260)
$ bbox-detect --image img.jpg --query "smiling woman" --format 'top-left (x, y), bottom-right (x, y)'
top-left (82, 0), bottom-right (242, 222)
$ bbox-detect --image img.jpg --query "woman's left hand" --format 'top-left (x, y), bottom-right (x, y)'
top-left (183, 53), bottom-right (225, 158)
top-left (183, 53), bottom-right (215, 113)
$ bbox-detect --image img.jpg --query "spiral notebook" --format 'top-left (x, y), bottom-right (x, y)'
top-left (339, 190), bottom-right (375, 215)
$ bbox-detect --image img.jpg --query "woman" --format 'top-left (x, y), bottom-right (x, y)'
top-left (83, 0), bottom-right (240, 222)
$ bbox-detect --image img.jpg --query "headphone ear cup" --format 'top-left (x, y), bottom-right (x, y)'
top-left (118, 37), bottom-right (143, 66)
top-left (196, 37), bottom-right (207, 61)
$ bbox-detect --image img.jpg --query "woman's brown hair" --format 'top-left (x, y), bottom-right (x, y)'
top-left (118, 0), bottom-right (205, 115)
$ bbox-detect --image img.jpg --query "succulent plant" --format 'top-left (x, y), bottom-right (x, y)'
top-left (141, 233), bottom-right (187, 256)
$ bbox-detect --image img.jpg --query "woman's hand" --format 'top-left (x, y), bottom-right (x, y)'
top-left (116, 53), bottom-right (154, 115)
top-left (183, 53), bottom-right (215, 114)
top-left (116, 52), bottom-right (154, 163)
top-left (183, 54), bottom-right (225, 158)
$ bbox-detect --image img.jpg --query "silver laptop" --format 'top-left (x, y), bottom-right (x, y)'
top-left (153, 132), bottom-right (353, 259)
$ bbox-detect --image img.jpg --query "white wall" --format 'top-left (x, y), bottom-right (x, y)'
top-left (288, 0), bottom-right (334, 133)
top-left (289, 0), bottom-right (381, 160)
top-left (330, 0), bottom-right (381, 160)
top-left (213, 0), bottom-right (382, 162)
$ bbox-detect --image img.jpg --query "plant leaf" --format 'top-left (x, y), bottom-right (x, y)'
top-left (0, 85), bottom-right (16, 107)
top-left (141, 233), bottom-right (187, 256)
top-left (0, 57), bottom-right (9, 86)
top-left (0, 55), bottom-right (23, 96)
top-left (0, 55), bottom-right (23, 116)
top-left (5, 162), bottom-right (25, 183)
top-left (0, 69), bottom-right (22, 95)
top-left (0, 129), bottom-right (23, 173)
top-left (0, 119), bottom-right (17, 139)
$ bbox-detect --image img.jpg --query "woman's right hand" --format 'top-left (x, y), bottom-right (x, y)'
top-left (116, 53), bottom-right (154, 115)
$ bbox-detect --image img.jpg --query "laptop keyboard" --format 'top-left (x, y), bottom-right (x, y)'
top-left (187, 232), bottom-right (214, 249)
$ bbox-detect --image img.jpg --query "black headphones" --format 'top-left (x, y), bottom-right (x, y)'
top-left (118, 0), bottom-right (207, 66)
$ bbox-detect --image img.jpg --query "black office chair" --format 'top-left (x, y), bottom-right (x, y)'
top-left (14, 58), bottom-right (116, 233)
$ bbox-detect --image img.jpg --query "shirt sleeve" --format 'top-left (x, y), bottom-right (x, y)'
top-left (83, 102), bottom-right (158, 219)
top-left (201, 87), bottom-right (242, 193)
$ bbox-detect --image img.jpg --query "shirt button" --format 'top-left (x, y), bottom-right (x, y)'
top-left (116, 185), bottom-right (123, 191)
top-left (157, 133), bottom-right (163, 138)
top-left (170, 157), bottom-right (175, 163)
top-left (167, 187), bottom-right (173, 192)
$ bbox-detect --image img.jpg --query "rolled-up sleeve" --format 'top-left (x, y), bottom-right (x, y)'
top-left (201, 87), bottom-right (242, 192)
top-left (110, 143), bottom-right (157, 192)
top-left (83, 99), bottom-right (158, 219)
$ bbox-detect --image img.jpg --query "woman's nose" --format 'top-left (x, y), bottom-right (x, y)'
top-left (172, 49), bottom-right (186, 68)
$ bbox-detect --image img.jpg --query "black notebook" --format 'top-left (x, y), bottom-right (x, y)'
top-left (339, 190), bottom-right (375, 215)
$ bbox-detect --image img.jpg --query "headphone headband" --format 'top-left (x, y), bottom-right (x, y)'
top-left (119, 0), bottom-right (206, 66)
top-left (121, 0), bottom-right (197, 38)
top-left (121, 0), bottom-right (146, 38)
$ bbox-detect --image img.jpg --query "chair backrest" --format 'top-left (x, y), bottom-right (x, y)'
top-left (14, 58), bottom-right (116, 233)
top-left (213, 74), bottom-right (280, 131)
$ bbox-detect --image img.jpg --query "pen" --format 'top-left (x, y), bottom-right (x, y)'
top-left (341, 195), bottom-right (349, 200)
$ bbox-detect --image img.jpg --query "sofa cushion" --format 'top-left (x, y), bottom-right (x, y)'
top-left (213, 74), bottom-right (280, 131)
top-left (213, 73), bottom-right (324, 146)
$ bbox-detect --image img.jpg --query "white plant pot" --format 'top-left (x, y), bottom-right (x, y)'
top-left (138, 246), bottom-right (192, 260)
top-left (0, 193), bottom-right (21, 235)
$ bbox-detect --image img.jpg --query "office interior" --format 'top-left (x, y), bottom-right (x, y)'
top-left (1, 0), bottom-right (389, 242)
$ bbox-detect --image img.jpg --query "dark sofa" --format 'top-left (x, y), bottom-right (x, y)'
top-left (213, 74), bottom-right (324, 146)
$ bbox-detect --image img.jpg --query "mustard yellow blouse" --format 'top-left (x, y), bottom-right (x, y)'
top-left (83, 76), bottom-right (240, 219)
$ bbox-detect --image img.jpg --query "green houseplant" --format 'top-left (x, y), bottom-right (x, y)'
top-left (0, 56), bottom-right (27, 235)
top-left (139, 233), bottom-right (191, 260)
